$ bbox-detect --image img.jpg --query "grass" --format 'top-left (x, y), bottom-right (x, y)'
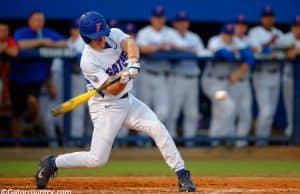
top-left (1, 160), bottom-right (300, 177)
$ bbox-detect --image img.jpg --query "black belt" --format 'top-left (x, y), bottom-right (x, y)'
top-left (120, 93), bottom-right (129, 99)
top-left (207, 73), bottom-right (247, 82)
top-left (255, 68), bottom-right (278, 74)
top-left (172, 73), bottom-right (197, 79)
top-left (207, 73), bottom-right (227, 80)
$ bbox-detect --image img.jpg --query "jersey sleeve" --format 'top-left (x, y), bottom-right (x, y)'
top-left (207, 37), bottom-right (219, 51)
top-left (168, 29), bottom-right (185, 47)
top-left (274, 29), bottom-right (289, 48)
top-left (248, 28), bottom-right (262, 52)
top-left (194, 35), bottom-right (205, 53)
top-left (135, 29), bottom-right (148, 46)
top-left (108, 28), bottom-right (130, 47)
top-left (81, 60), bottom-right (109, 89)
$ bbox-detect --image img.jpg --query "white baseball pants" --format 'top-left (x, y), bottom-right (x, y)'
top-left (55, 94), bottom-right (184, 172)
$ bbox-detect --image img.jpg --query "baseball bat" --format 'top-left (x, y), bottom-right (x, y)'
top-left (51, 74), bottom-right (121, 117)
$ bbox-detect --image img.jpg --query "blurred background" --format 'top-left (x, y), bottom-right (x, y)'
top-left (0, 0), bottom-right (300, 149)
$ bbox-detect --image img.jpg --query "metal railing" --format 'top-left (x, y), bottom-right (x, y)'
top-left (0, 48), bottom-right (299, 146)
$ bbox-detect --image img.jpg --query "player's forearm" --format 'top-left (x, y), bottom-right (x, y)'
top-left (105, 81), bottom-right (127, 95)
top-left (139, 45), bottom-right (157, 54)
top-left (50, 40), bottom-right (68, 48)
top-left (235, 63), bottom-right (249, 77)
top-left (18, 39), bottom-right (43, 49)
top-left (121, 37), bottom-right (139, 59)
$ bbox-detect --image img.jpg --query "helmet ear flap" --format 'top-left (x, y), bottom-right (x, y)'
top-left (81, 34), bottom-right (91, 44)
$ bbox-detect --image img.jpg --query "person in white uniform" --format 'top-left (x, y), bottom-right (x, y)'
top-left (35, 11), bottom-right (196, 192)
top-left (67, 19), bottom-right (87, 145)
top-left (233, 15), bottom-right (253, 147)
top-left (136, 6), bottom-right (184, 124)
top-left (248, 5), bottom-right (286, 146)
top-left (202, 23), bottom-right (255, 146)
top-left (167, 11), bottom-right (204, 146)
top-left (282, 16), bottom-right (300, 137)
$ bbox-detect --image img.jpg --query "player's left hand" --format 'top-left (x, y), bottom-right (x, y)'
top-left (120, 70), bottom-right (130, 84)
top-left (126, 59), bottom-right (140, 78)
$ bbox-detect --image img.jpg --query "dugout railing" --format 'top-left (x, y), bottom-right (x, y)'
top-left (0, 48), bottom-right (299, 146)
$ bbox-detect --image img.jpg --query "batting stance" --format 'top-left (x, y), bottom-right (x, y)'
top-left (35, 11), bottom-right (196, 192)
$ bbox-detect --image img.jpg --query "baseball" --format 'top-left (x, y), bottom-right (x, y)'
top-left (214, 90), bottom-right (228, 100)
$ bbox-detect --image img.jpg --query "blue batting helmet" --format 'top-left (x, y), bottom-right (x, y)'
top-left (79, 11), bottom-right (110, 43)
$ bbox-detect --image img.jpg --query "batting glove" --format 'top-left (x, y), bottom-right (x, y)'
top-left (120, 70), bottom-right (130, 84)
top-left (126, 59), bottom-right (140, 78)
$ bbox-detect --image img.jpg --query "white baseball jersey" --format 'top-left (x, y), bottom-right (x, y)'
top-left (248, 26), bottom-right (285, 52)
top-left (206, 35), bottom-right (246, 77)
top-left (67, 36), bottom-right (85, 53)
top-left (235, 35), bottom-right (250, 47)
top-left (80, 28), bottom-right (133, 100)
top-left (172, 30), bottom-right (204, 76)
top-left (136, 26), bottom-right (184, 72)
top-left (283, 32), bottom-right (300, 48)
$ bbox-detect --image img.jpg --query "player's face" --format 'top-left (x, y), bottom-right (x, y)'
top-left (0, 24), bottom-right (9, 41)
top-left (28, 13), bottom-right (45, 32)
top-left (150, 16), bottom-right (166, 30)
top-left (234, 23), bottom-right (247, 37)
top-left (222, 33), bottom-right (233, 44)
top-left (173, 20), bottom-right (190, 33)
top-left (70, 28), bottom-right (80, 38)
top-left (90, 36), bottom-right (106, 50)
top-left (261, 16), bottom-right (275, 29)
top-left (292, 26), bottom-right (300, 39)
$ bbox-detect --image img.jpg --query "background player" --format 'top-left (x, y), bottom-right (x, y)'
top-left (0, 22), bottom-right (18, 107)
top-left (167, 11), bottom-right (204, 146)
top-left (67, 19), bottom-right (86, 145)
top-left (136, 5), bottom-right (185, 124)
top-left (233, 15), bottom-right (253, 147)
top-left (248, 6), bottom-right (286, 146)
top-left (35, 11), bottom-right (196, 192)
top-left (283, 16), bottom-right (300, 137)
top-left (11, 11), bottom-right (66, 140)
top-left (202, 23), bottom-right (254, 146)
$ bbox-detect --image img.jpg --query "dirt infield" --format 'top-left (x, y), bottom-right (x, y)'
top-left (1, 177), bottom-right (300, 194)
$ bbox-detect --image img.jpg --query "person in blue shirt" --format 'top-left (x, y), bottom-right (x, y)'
top-left (10, 10), bottom-right (67, 140)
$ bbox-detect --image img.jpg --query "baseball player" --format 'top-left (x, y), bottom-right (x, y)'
top-left (167, 11), bottom-right (204, 146)
top-left (201, 23), bottom-right (254, 146)
top-left (67, 19), bottom-right (86, 145)
top-left (39, 58), bottom-right (64, 148)
top-left (282, 16), bottom-right (300, 137)
top-left (233, 15), bottom-right (253, 147)
top-left (35, 11), bottom-right (196, 192)
top-left (136, 6), bottom-right (185, 124)
top-left (248, 5), bottom-right (287, 146)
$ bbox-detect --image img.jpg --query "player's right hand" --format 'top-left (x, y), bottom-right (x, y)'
top-left (126, 59), bottom-right (140, 78)
top-left (120, 70), bottom-right (130, 84)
